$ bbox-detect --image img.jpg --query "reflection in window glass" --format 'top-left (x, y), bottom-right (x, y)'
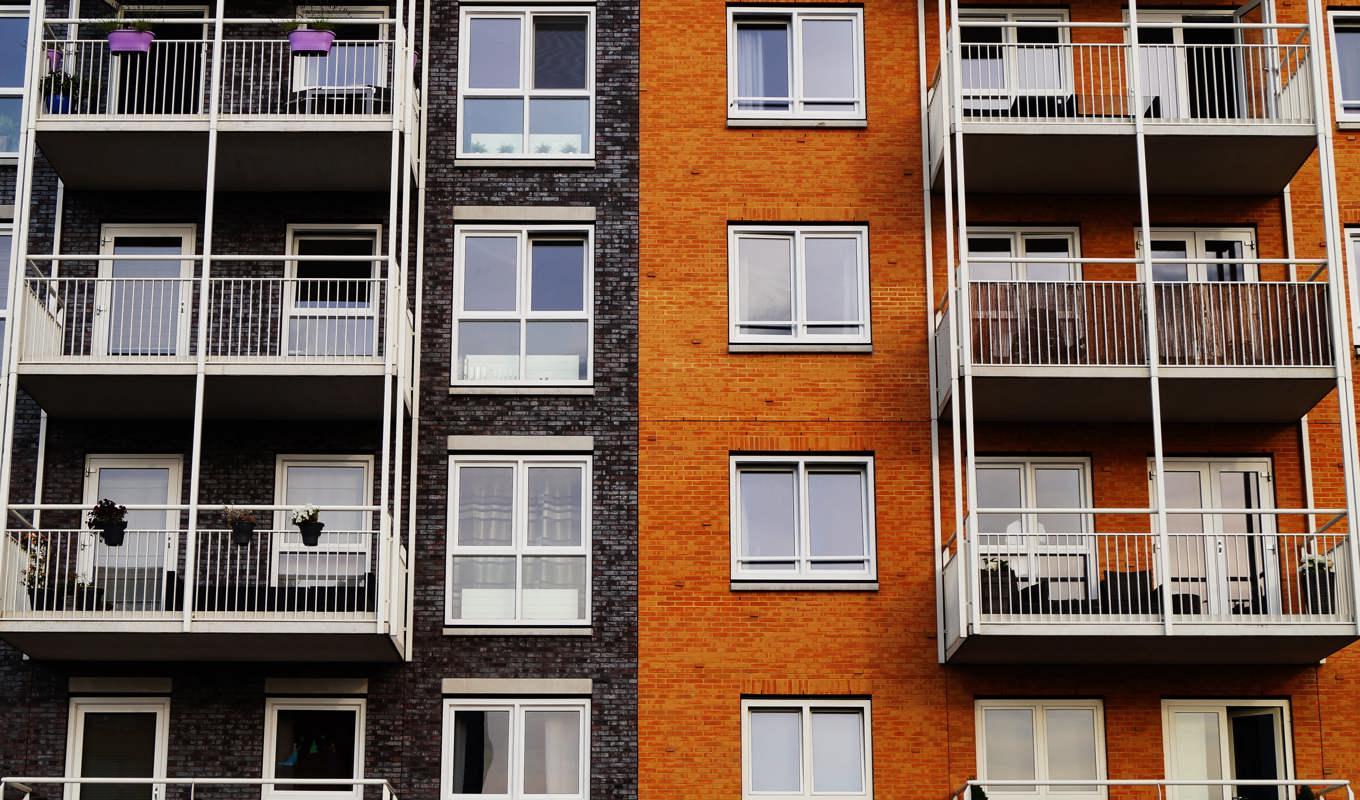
top-left (731, 228), bottom-right (868, 343)
top-left (271, 709), bottom-right (359, 792)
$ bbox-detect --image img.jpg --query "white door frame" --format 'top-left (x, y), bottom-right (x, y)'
top-left (1162, 699), bottom-right (1292, 800)
top-left (79, 454), bottom-right (183, 585)
top-left (65, 696), bottom-right (172, 800)
top-left (271, 454), bottom-right (374, 587)
top-left (1136, 227), bottom-right (1258, 282)
top-left (97, 224), bottom-right (196, 358)
top-left (283, 224), bottom-right (381, 359)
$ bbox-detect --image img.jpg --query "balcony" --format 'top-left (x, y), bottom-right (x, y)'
top-left (933, 260), bottom-right (1337, 422)
top-left (32, 21), bottom-right (406, 190)
top-left (926, 21), bottom-right (1318, 194)
top-left (0, 510), bottom-right (409, 661)
top-left (13, 257), bottom-right (412, 418)
top-left (952, 780), bottom-right (1352, 800)
top-left (941, 510), bottom-right (1358, 663)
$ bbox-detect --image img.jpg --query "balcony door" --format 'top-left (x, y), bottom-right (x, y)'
top-left (1163, 701), bottom-right (1290, 800)
top-left (1140, 228), bottom-right (1258, 364)
top-left (285, 227), bottom-right (380, 359)
top-left (967, 229), bottom-right (1082, 365)
top-left (97, 224), bottom-right (195, 359)
top-left (1133, 11), bottom-right (1245, 121)
top-left (958, 11), bottom-right (1072, 117)
top-left (1140, 228), bottom-right (1257, 283)
top-left (81, 455), bottom-right (182, 613)
top-left (110, 7), bottom-right (210, 116)
top-left (1151, 458), bottom-right (1280, 618)
top-left (66, 697), bottom-right (170, 800)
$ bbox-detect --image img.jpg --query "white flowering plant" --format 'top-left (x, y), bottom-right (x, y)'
top-left (290, 504), bottom-right (320, 526)
top-left (981, 557), bottom-right (1012, 573)
top-left (1301, 552), bottom-right (1335, 571)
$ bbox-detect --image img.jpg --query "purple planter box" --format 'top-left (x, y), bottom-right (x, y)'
top-left (288, 29), bottom-right (335, 55)
top-left (45, 48), bottom-right (62, 71)
top-left (108, 29), bottom-right (155, 54)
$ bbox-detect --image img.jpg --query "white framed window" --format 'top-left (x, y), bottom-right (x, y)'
top-left (730, 455), bottom-right (876, 582)
top-left (447, 455), bottom-right (591, 625)
top-left (975, 700), bottom-right (1106, 800)
top-left (958, 10), bottom-right (1071, 115)
top-left (1347, 227), bottom-right (1360, 345)
top-left (263, 697), bottom-right (366, 800)
top-left (457, 6), bottom-right (595, 159)
top-left (441, 698), bottom-right (589, 800)
top-left (66, 697), bottom-right (171, 800)
top-left (273, 455), bottom-right (374, 587)
top-left (741, 698), bottom-right (872, 800)
top-left (966, 227), bottom-right (1080, 281)
top-left (285, 224), bottom-right (382, 359)
top-left (1332, 13), bottom-right (1360, 123)
top-left (727, 7), bottom-right (866, 122)
top-left (1135, 227), bottom-right (1257, 282)
top-left (729, 225), bottom-right (870, 345)
top-left (0, 6), bottom-right (27, 158)
top-left (294, 5), bottom-right (390, 109)
top-left (1162, 700), bottom-right (1292, 800)
top-left (452, 225), bottom-right (592, 385)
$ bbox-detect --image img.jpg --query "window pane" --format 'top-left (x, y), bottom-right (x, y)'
top-left (1339, 25), bottom-right (1360, 105)
top-left (0, 233), bottom-right (11, 312)
top-left (451, 556), bottom-right (517, 619)
top-left (458, 321), bottom-right (521, 381)
top-left (526, 321), bottom-right (588, 381)
top-left (451, 710), bottom-right (510, 794)
top-left (287, 465), bottom-right (366, 531)
top-left (736, 21), bottom-right (790, 109)
top-left (534, 16), bottom-right (587, 90)
top-left (750, 710), bottom-right (802, 793)
top-left (977, 467), bottom-right (1023, 535)
top-left (530, 240), bottom-right (586, 311)
top-left (1034, 467), bottom-right (1082, 536)
top-left (463, 98), bottom-right (524, 155)
top-left (529, 98), bottom-right (590, 155)
top-left (983, 708), bottom-right (1037, 781)
top-left (0, 17), bottom-right (26, 88)
top-left (523, 556), bottom-right (587, 620)
top-left (737, 236), bottom-right (793, 331)
top-left (457, 466), bottom-right (514, 547)
top-left (523, 710), bottom-right (582, 794)
top-left (807, 471), bottom-right (867, 562)
top-left (739, 469), bottom-right (797, 567)
top-left (801, 18), bottom-right (856, 108)
top-left (528, 467), bottom-right (584, 546)
top-left (968, 236), bottom-right (1015, 282)
top-left (463, 237), bottom-right (518, 312)
top-left (804, 237), bottom-right (861, 325)
top-left (1046, 708), bottom-right (1099, 790)
top-left (79, 712), bottom-right (159, 800)
top-left (272, 709), bottom-right (357, 791)
top-left (811, 711), bottom-right (865, 793)
top-left (1022, 237), bottom-right (1073, 281)
top-left (468, 17), bottom-right (521, 89)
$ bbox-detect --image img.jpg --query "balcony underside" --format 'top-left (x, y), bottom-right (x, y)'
top-left (947, 625), bottom-right (1358, 664)
top-left (931, 126), bottom-right (1316, 194)
top-left (0, 625), bottom-right (402, 662)
top-left (16, 369), bottom-right (387, 419)
top-left (35, 123), bottom-right (394, 191)
top-left (944, 368), bottom-right (1336, 422)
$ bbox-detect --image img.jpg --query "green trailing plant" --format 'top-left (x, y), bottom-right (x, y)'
top-left (39, 69), bottom-right (82, 98)
top-left (99, 18), bottom-right (154, 33)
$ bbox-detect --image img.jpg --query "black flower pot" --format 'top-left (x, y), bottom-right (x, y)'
top-left (297, 521), bottom-right (325, 547)
top-left (231, 521), bottom-right (257, 546)
top-left (96, 520), bottom-right (128, 547)
top-left (1301, 567), bottom-right (1337, 615)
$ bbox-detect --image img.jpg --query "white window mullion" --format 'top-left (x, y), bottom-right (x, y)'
top-left (796, 462), bottom-right (812, 575)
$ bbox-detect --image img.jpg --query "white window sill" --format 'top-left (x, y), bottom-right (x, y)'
top-left (727, 118), bottom-right (867, 129)
top-left (1337, 120), bottom-right (1360, 130)
top-left (454, 158), bottom-right (597, 168)
top-left (444, 626), bottom-right (593, 636)
top-left (449, 385), bottom-right (596, 396)
top-left (729, 343), bottom-right (872, 354)
top-left (731, 580), bottom-right (878, 592)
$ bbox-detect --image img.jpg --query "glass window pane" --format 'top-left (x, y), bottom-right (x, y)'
top-left (968, 236), bottom-right (1015, 282)
top-left (530, 240), bottom-right (586, 311)
top-left (457, 466), bottom-right (514, 547)
top-left (736, 21), bottom-right (790, 110)
top-left (451, 710), bottom-right (510, 794)
top-left (458, 321), bottom-right (521, 381)
top-left (272, 709), bottom-right (358, 791)
top-left (464, 237), bottom-right (518, 312)
top-left (977, 467), bottom-right (1023, 535)
top-left (522, 556), bottom-right (587, 620)
top-left (1151, 240), bottom-right (1190, 282)
top-left (528, 467), bottom-right (584, 547)
top-left (801, 18), bottom-right (855, 102)
top-left (739, 469), bottom-right (797, 567)
top-left (804, 237), bottom-right (861, 324)
top-left (78, 711), bottom-right (159, 800)
top-left (464, 98), bottom-right (524, 155)
top-left (1046, 709), bottom-right (1099, 789)
top-left (737, 236), bottom-right (794, 327)
top-left (526, 321), bottom-right (588, 381)
top-left (1022, 237), bottom-right (1074, 281)
top-left (750, 710), bottom-right (802, 793)
top-left (1034, 467), bottom-right (1082, 536)
top-left (529, 98), bottom-right (590, 156)
top-left (0, 233), bottom-right (10, 312)
top-left (450, 556), bottom-right (517, 619)
top-left (469, 17), bottom-right (521, 89)
top-left (1338, 26), bottom-right (1360, 106)
top-left (983, 708), bottom-right (1037, 781)
top-left (523, 710), bottom-right (582, 794)
top-left (811, 710), bottom-right (865, 793)
top-left (286, 465), bottom-right (366, 531)
top-left (534, 16), bottom-right (587, 90)
top-left (808, 470), bottom-right (867, 561)
top-left (0, 17), bottom-right (26, 88)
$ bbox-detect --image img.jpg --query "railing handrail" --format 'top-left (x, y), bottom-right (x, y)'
top-left (5, 504), bottom-right (382, 512)
top-left (44, 17), bottom-right (399, 25)
top-left (2, 778), bottom-right (397, 789)
top-left (26, 255), bottom-right (385, 262)
top-left (954, 20), bottom-right (1311, 29)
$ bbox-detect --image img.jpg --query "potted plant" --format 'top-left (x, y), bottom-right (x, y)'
top-left (87, 498), bottom-right (129, 547)
top-left (104, 19), bottom-right (156, 55)
top-left (39, 69), bottom-right (81, 114)
top-left (1300, 551), bottom-right (1337, 615)
top-left (978, 556), bottom-right (1019, 614)
top-left (285, 18), bottom-right (336, 56)
top-left (291, 504), bottom-right (324, 547)
top-left (19, 531), bottom-right (55, 611)
top-left (225, 507), bottom-right (258, 546)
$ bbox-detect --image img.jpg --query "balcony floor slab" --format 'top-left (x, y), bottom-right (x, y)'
top-left (946, 625), bottom-right (1358, 664)
top-left (0, 626), bottom-right (402, 661)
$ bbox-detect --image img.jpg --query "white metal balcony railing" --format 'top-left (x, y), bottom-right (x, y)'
top-left (947, 259), bottom-right (1334, 370)
top-left (952, 779), bottom-right (1352, 800)
top-left (18, 264), bottom-right (391, 365)
top-left (942, 510), bottom-right (1354, 626)
top-left (37, 25), bottom-right (397, 119)
top-left (935, 21), bottom-right (1315, 126)
top-left (1, 778), bottom-right (399, 800)
top-left (0, 510), bottom-right (405, 625)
